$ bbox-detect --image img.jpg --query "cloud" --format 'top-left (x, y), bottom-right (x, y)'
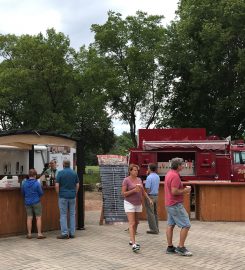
top-left (0, 0), bottom-right (178, 49)
top-left (112, 119), bottom-right (130, 135)
top-left (0, 0), bottom-right (178, 134)
top-left (0, 0), bottom-right (61, 34)
top-left (107, 0), bottom-right (178, 22)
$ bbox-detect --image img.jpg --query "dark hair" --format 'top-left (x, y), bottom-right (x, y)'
top-left (49, 159), bottom-right (56, 165)
top-left (44, 162), bottom-right (49, 168)
top-left (29, 168), bottom-right (37, 177)
top-left (148, 163), bottom-right (157, 172)
top-left (40, 163), bottom-right (49, 176)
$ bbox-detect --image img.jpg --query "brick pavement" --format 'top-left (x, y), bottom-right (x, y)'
top-left (1, 211), bottom-right (245, 270)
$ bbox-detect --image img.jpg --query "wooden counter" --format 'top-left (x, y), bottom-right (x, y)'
top-left (140, 181), bottom-right (245, 222)
top-left (139, 182), bottom-right (190, 220)
top-left (188, 181), bottom-right (245, 221)
top-left (0, 186), bottom-right (60, 237)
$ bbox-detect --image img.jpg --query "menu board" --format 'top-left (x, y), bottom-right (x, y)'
top-left (99, 161), bottom-right (128, 224)
top-left (97, 155), bottom-right (128, 166)
top-left (158, 160), bottom-right (195, 176)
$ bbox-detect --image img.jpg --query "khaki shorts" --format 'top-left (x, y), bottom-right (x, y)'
top-left (25, 202), bottom-right (42, 217)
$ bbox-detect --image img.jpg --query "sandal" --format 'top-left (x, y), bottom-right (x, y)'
top-left (37, 235), bottom-right (46, 239)
top-left (26, 235), bottom-right (32, 239)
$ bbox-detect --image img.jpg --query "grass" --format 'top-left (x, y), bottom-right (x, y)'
top-left (85, 166), bottom-right (100, 174)
top-left (83, 166), bottom-right (100, 184)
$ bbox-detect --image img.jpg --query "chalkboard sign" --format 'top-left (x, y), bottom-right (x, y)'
top-left (99, 165), bottom-right (128, 224)
top-left (97, 155), bottom-right (127, 166)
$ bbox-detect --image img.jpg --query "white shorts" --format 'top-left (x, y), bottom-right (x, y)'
top-left (124, 200), bottom-right (142, 213)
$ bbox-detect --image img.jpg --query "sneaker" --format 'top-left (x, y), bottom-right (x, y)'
top-left (129, 241), bottom-right (140, 247)
top-left (132, 244), bottom-right (140, 252)
top-left (56, 234), bottom-right (69, 239)
top-left (175, 246), bottom-right (193, 256)
top-left (69, 235), bottom-right (75, 239)
top-left (166, 246), bottom-right (176, 254)
top-left (146, 230), bottom-right (159, 234)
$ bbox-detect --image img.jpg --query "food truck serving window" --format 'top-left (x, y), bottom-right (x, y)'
top-left (234, 152), bottom-right (245, 164)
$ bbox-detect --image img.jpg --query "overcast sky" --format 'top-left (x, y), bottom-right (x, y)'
top-left (0, 0), bottom-right (179, 134)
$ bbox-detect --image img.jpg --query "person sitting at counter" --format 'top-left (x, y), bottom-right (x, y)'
top-left (21, 168), bottom-right (46, 239)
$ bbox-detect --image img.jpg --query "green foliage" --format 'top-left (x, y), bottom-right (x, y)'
top-left (1, 4), bottom-right (245, 151)
top-left (109, 131), bottom-right (134, 155)
top-left (0, 29), bottom-right (115, 171)
top-left (91, 11), bottom-right (167, 146)
top-left (83, 174), bottom-right (100, 185)
top-left (84, 166), bottom-right (100, 184)
top-left (0, 29), bottom-right (75, 131)
top-left (157, 0), bottom-right (245, 138)
top-left (72, 46), bottom-right (115, 166)
top-left (85, 166), bottom-right (100, 173)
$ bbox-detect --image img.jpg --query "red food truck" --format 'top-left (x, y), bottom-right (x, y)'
top-left (129, 128), bottom-right (245, 182)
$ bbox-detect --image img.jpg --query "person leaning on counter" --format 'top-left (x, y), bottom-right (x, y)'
top-left (21, 168), bottom-right (46, 239)
top-left (55, 160), bottom-right (79, 239)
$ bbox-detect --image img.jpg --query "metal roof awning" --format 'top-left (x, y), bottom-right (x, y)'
top-left (0, 130), bottom-right (76, 150)
top-left (143, 140), bottom-right (230, 151)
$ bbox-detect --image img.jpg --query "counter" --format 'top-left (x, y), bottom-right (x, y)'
top-left (0, 186), bottom-right (60, 237)
top-left (140, 181), bottom-right (245, 222)
top-left (188, 181), bottom-right (245, 221)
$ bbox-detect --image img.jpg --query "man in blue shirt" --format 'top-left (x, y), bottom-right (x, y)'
top-left (55, 160), bottom-right (79, 239)
top-left (145, 163), bottom-right (160, 234)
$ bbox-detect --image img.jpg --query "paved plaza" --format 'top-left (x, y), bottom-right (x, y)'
top-left (1, 210), bottom-right (245, 270)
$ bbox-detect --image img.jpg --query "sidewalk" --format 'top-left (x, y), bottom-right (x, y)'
top-left (1, 210), bottom-right (245, 270)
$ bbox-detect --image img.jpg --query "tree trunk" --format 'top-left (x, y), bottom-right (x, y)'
top-left (76, 138), bottom-right (85, 229)
top-left (129, 115), bottom-right (137, 147)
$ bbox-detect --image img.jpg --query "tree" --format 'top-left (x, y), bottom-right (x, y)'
top-left (0, 29), bottom-right (75, 131)
top-left (72, 46), bottom-right (115, 167)
top-left (157, 0), bottom-right (245, 138)
top-left (91, 11), bottom-right (167, 146)
top-left (0, 30), bottom-right (115, 167)
top-left (109, 132), bottom-right (134, 156)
